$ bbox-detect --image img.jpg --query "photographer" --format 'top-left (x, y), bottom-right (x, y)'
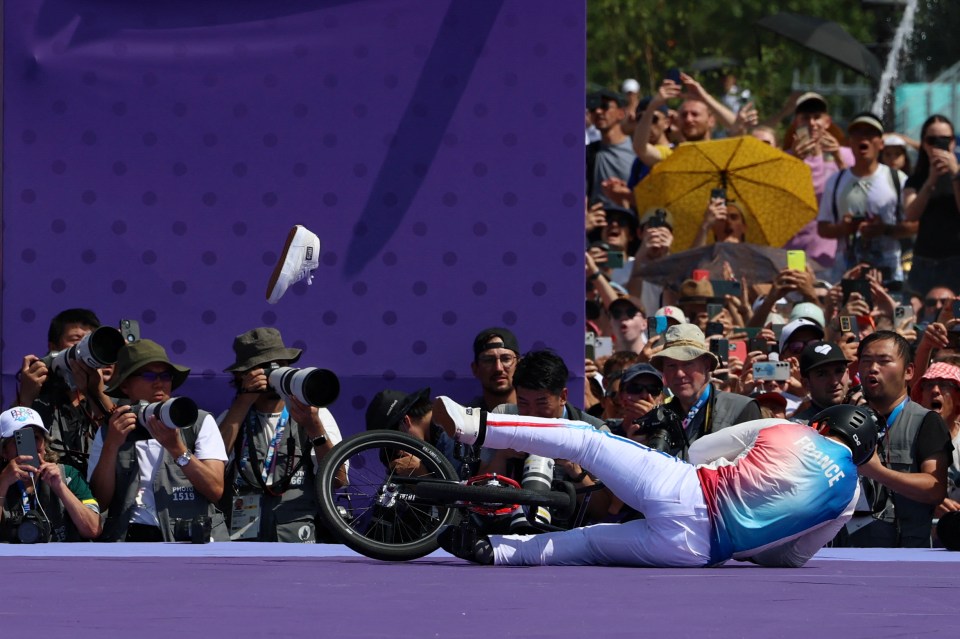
top-left (218, 327), bottom-right (344, 543)
top-left (1, 407), bottom-right (101, 542)
top-left (650, 324), bottom-right (760, 459)
top-left (88, 340), bottom-right (229, 542)
top-left (16, 308), bottom-right (116, 476)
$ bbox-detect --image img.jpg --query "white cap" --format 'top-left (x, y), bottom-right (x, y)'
top-left (790, 302), bottom-right (826, 328)
top-left (655, 306), bottom-right (687, 324)
top-left (779, 318), bottom-right (825, 354)
top-left (883, 134), bottom-right (906, 147)
top-left (621, 78), bottom-right (640, 94)
top-left (0, 407), bottom-right (48, 439)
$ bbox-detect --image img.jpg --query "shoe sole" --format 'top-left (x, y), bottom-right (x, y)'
top-left (266, 225), bottom-right (306, 303)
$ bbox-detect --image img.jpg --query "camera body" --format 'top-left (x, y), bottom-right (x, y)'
top-left (5, 510), bottom-right (52, 544)
top-left (172, 515), bottom-right (212, 544)
top-left (633, 406), bottom-right (686, 456)
top-left (265, 363), bottom-right (340, 407)
top-left (50, 326), bottom-right (125, 390)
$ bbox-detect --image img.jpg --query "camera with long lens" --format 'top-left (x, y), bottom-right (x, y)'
top-left (265, 363), bottom-right (340, 407)
top-left (509, 455), bottom-right (554, 533)
top-left (49, 326), bottom-right (125, 390)
top-left (633, 406), bottom-right (686, 457)
top-left (4, 510), bottom-right (52, 544)
top-left (130, 397), bottom-right (198, 441)
top-left (172, 515), bottom-right (212, 544)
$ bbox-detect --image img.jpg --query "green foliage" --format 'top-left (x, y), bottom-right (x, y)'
top-left (587, 0), bottom-right (879, 115)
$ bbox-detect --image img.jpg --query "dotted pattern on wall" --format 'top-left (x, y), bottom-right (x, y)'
top-left (1, 0), bottom-right (586, 435)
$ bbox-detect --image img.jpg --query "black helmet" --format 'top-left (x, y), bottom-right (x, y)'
top-left (809, 405), bottom-right (879, 466)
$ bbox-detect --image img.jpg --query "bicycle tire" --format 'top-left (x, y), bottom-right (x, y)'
top-left (316, 430), bottom-right (460, 562)
top-left (414, 480), bottom-right (574, 513)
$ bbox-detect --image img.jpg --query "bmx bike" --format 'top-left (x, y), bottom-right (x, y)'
top-left (315, 430), bottom-right (584, 561)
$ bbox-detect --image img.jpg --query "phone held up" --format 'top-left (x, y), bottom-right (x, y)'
top-left (15, 428), bottom-right (42, 471)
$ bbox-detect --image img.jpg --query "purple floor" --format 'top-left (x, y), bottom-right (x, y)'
top-left (2, 545), bottom-right (956, 637)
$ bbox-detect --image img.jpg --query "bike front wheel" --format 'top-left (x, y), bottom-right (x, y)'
top-left (316, 430), bottom-right (460, 561)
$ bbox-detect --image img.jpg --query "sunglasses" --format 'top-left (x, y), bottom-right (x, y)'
top-left (920, 379), bottom-right (960, 392)
top-left (135, 371), bottom-right (174, 382)
top-left (621, 382), bottom-right (662, 396)
top-left (784, 339), bottom-right (818, 355)
top-left (610, 307), bottom-right (640, 320)
top-left (925, 297), bottom-right (951, 308)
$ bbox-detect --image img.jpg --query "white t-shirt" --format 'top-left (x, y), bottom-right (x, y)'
top-left (88, 413), bottom-right (229, 527)
top-left (817, 164), bottom-right (906, 279)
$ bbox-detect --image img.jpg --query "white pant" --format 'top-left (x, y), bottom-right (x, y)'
top-left (482, 413), bottom-right (713, 567)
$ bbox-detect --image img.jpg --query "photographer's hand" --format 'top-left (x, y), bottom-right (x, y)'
top-left (17, 355), bottom-right (48, 406)
top-left (144, 415), bottom-right (186, 457)
top-left (104, 407), bottom-right (137, 450)
top-left (38, 460), bottom-right (64, 492)
top-left (38, 459), bottom-right (102, 539)
top-left (0, 455), bottom-right (37, 493)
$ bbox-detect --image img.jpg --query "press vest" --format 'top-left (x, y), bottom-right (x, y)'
top-left (100, 410), bottom-right (229, 543)
top-left (227, 410), bottom-right (320, 542)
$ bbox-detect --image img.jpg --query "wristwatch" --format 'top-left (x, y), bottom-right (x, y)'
top-left (175, 451), bottom-right (193, 468)
top-left (308, 434), bottom-right (328, 448)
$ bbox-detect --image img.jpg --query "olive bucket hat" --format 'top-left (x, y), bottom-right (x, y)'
top-left (105, 339), bottom-right (190, 398)
top-left (224, 327), bottom-right (303, 373)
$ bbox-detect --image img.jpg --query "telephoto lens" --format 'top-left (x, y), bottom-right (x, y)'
top-left (509, 455), bottom-right (554, 533)
top-left (267, 365), bottom-right (340, 407)
top-left (50, 326), bottom-right (125, 389)
top-left (136, 397), bottom-right (199, 429)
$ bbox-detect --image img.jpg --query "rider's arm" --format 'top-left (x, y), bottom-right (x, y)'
top-left (687, 418), bottom-right (785, 466)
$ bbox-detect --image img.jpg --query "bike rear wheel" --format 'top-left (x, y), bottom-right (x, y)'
top-left (316, 430), bottom-right (460, 561)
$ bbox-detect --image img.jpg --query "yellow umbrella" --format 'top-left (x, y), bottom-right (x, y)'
top-left (633, 136), bottom-right (817, 251)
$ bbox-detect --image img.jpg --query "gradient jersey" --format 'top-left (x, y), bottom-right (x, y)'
top-left (693, 421), bottom-right (859, 565)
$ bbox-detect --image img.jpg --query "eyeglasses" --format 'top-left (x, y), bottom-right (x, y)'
top-left (610, 307), bottom-right (640, 320)
top-left (924, 135), bottom-right (953, 147)
top-left (920, 379), bottom-right (960, 392)
top-left (784, 338), bottom-right (818, 355)
top-left (621, 382), bottom-right (662, 396)
top-left (477, 354), bottom-right (517, 368)
top-left (135, 371), bottom-right (174, 382)
top-left (924, 297), bottom-right (951, 308)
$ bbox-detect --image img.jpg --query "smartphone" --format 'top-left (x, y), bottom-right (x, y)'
top-left (841, 279), bottom-right (873, 307)
top-left (953, 300), bottom-right (960, 318)
top-left (795, 125), bottom-right (810, 142)
top-left (770, 323), bottom-right (785, 342)
top-left (706, 303), bottom-right (724, 319)
top-left (729, 340), bottom-right (747, 363)
top-left (709, 338), bottom-right (729, 364)
top-left (594, 336), bottom-right (614, 359)
top-left (706, 321), bottom-right (725, 337)
top-left (748, 336), bottom-right (770, 355)
top-left (894, 305), bottom-right (915, 324)
top-left (665, 67), bottom-right (681, 84)
top-left (585, 333), bottom-right (597, 361)
top-left (839, 315), bottom-right (860, 341)
top-left (119, 319), bottom-right (141, 344)
top-left (947, 327), bottom-right (960, 349)
top-left (15, 429), bottom-right (42, 471)
top-left (933, 136), bottom-right (952, 151)
top-left (710, 187), bottom-right (727, 201)
top-left (711, 279), bottom-right (742, 298)
top-left (607, 251), bottom-right (625, 269)
top-left (647, 316), bottom-right (668, 339)
top-left (692, 269), bottom-right (710, 282)
top-left (787, 250), bottom-right (806, 272)
top-left (753, 361), bottom-right (792, 382)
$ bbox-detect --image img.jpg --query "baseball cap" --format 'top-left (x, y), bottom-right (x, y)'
top-left (0, 407), bottom-right (49, 439)
top-left (799, 341), bottom-right (850, 376)
top-left (655, 306), bottom-right (687, 324)
top-left (795, 92), bottom-right (827, 114)
top-left (847, 112), bottom-right (884, 136)
top-left (473, 327), bottom-right (520, 359)
top-left (621, 78), bottom-right (640, 94)
top-left (779, 318), bottom-right (825, 354)
top-left (636, 97), bottom-right (669, 117)
top-left (603, 204), bottom-right (638, 229)
top-left (609, 295), bottom-right (645, 315)
top-left (883, 134), bottom-right (907, 147)
top-left (587, 89), bottom-right (625, 109)
top-left (620, 362), bottom-right (663, 385)
top-left (790, 302), bottom-right (827, 328)
top-left (365, 388), bottom-right (430, 431)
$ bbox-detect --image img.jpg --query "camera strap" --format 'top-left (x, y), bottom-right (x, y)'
top-left (240, 409), bottom-right (307, 497)
top-left (682, 384), bottom-right (711, 431)
top-left (16, 481), bottom-right (32, 514)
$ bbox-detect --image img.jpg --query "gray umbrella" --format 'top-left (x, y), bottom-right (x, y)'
top-left (756, 12), bottom-right (883, 82)
top-left (634, 243), bottom-right (791, 289)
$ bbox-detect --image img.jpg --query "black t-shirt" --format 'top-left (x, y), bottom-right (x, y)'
top-left (905, 173), bottom-right (960, 259)
top-left (915, 410), bottom-right (954, 462)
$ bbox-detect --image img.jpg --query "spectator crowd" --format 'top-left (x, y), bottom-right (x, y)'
top-left (2, 72), bottom-right (959, 554)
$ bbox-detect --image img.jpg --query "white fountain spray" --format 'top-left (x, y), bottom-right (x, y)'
top-left (872, 0), bottom-right (920, 117)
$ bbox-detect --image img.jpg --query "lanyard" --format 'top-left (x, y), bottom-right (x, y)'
top-left (16, 481), bottom-right (31, 513)
top-left (242, 408), bottom-right (289, 482)
top-left (682, 384), bottom-right (711, 430)
top-left (238, 408), bottom-right (305, 496)
top-left (882, 396), bottom-right (909, 438)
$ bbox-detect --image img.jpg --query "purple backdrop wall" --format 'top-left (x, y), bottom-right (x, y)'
top-left (1, 0), bottom-right (586, 436)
